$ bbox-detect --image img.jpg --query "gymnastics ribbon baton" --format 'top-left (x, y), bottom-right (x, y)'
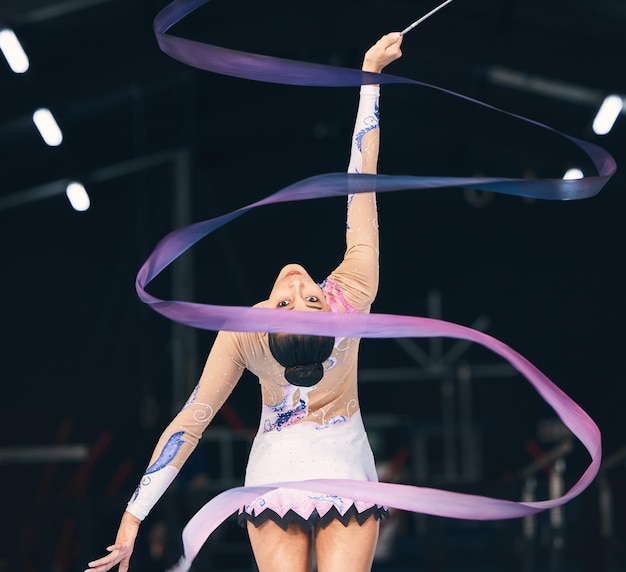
top-left (401, 0), bottom-right (457, 36)
top-left (140, 1), bottom-right (612, 570)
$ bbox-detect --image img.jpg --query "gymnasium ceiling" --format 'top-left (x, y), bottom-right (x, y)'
top-left (1, 0), bottom-right (625, 197)
top-left (1, 0), bottom-right (625, 461)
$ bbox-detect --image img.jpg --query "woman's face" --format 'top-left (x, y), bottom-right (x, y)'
top-left (268, 264), bottom-right (330, 312)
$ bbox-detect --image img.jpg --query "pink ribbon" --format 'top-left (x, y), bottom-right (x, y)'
top-left (139, 1), bottom-right (612, 569)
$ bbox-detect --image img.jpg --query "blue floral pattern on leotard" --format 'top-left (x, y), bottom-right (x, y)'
top-left (262, 385), bottom-right (315, 432)
top-left (353, 101), bottom-right (379, 152)
top-left (308, 494), bottom-right (344, 511)
top-left (132, 431), bottom-right (185, 501)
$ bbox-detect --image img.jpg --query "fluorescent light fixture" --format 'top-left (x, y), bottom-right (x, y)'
top-left (32, 108), bottom-right (63, 146)
top-left (563, 168), bottom-right (584, 180)
top-left (66, 182), bottom-right (90, 211)
top-left (0, 28), bottom-right (29, 73)
top-left (592, 95), bottom-right (623, 135)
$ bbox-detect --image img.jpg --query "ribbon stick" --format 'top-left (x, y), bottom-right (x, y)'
top-left (153, 0), bottom-right (615, 197)
top-left (141, 1), bottom-right (613, 570)
top-left (401, 0), bottom-right (456, 35)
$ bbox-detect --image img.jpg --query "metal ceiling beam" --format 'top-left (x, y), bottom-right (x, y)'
top-left (8, 0), bottom-right (120, 25)
top-left (487, 65), bottom-right (608, 107)
top-left (0, 148), bottom-right (181, 211)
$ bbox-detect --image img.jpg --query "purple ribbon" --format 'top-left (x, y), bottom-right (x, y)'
top-left (144, 1), bottom-right (611, 569)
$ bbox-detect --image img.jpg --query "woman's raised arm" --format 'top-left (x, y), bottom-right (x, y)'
top-left (330, 33), bottom-right (402, 311)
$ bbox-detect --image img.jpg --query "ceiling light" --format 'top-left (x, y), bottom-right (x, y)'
top-left (0, 28), bottom-right (29, 73)
top-left (32, 108), bottom-right (63, 146)
top-left (563, 168), bottom-right (584, 180)
top-left (66, 182), bottom-right (90, 211)
top-left (592, 95), bottom-right (623, 136)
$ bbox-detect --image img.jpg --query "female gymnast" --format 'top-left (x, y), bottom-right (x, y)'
top-left (86, 31), bottom-right (403, 572)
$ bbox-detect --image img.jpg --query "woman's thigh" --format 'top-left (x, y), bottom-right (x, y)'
top-left (247, 520), bottom-right (313, 572)
top-left (314, 516), bottom-right (380, 572)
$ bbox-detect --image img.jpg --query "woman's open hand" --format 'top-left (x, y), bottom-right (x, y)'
top-left (85, 511), bottom-right (140, 572)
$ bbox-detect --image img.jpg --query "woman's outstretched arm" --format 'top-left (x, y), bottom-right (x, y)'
top-left (331, 33), bottom-right (403, 311)
top-left (350, 32), bottom-right (403, 176)
top-left (84, 332), bottom-right (247, 572)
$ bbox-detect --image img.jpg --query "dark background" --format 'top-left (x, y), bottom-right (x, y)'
top-left (0, 1), bottom-right (624, 571)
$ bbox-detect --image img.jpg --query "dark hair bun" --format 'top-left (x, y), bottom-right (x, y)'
top-left (284, 363), bottom-right (324, 387)
top-left (268, 332), bottom-right (334, 387)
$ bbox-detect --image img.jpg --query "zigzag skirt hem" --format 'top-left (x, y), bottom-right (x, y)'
top-left (238, 504), bottom-right (389, 531)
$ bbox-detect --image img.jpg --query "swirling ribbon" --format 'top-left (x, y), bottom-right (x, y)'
top-left (142, 1), bottom-right (613, 569)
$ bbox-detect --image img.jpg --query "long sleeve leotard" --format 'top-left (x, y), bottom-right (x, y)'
top-left (126, 85), bottom-right (382, 521)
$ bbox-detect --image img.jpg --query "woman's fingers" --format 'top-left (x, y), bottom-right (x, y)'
top-left (381, 31), bottom-right (403, 47)
top-left (85, 514), bottom-right (139, 572)
top-left (85, 544), bottom-right (131, 572)
top-left (381, 32), bottom-right (403, 60)
top-left (363, 32), bottom-right (403, 72)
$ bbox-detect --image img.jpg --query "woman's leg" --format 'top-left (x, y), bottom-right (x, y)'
top-left (247, 520), bottom-right (313, 572)
top-left (314, 515), bottom-right (380, 572)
